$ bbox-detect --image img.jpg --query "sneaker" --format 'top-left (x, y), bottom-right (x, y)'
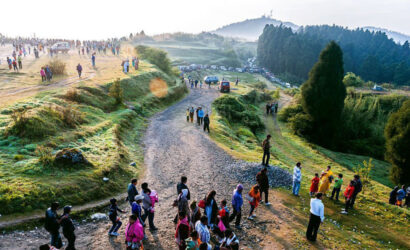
top-left (265, 202), bottom-right (271, 206)
top-left (247, 216), bottom-right (254, 220)
top-left (251, 214), bottom-right (257, 218)
top-left (110, 232), bottom-right (119, 236)
top-left (341, 211), bottom-right (348, 215)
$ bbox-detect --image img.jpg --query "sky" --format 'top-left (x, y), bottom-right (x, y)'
top-left (0, 0), bottom-right (409, 40)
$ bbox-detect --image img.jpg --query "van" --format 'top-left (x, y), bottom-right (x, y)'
top-left (220, 81), bottom-right (230, 93)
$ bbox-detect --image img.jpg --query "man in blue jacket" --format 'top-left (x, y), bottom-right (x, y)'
top-left (127, 178), bottom-right (139, 206)
top-left (229, 184), bottom-right (243, 230)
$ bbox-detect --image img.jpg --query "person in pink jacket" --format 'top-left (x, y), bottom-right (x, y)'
top-left (40, 67), bottom-right (46, 82)
top-left (125, 215), bottom-right (144, 249)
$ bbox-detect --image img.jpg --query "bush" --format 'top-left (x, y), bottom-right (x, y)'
top-left (13, 154), bottom-right (24, 161)
top-left (289, 113), bottom-right (313, 136)
top-left (253, 82), bottom-right (267, 90)
top-left (59, 105), bottom-right (85, 128)
top-left (35, 145), bottom-right (54, 166)
top-left (343, 72), bottom-right (364, 87)
top-left (64, 89), bottom-right (81, 102)
top-left (109, 78), bottom-right (123, 105)
top-left (278, 104), bottom-right (303, 122)
top-left (136, 45), bottom-right (172, 75)
top-left (47, 59), bottom-right (66, 76)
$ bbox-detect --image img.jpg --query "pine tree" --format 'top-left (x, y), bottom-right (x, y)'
top-left (384, 100), bottom-right (410, 185)
top-left (301, 41), bottom-right (346, 146)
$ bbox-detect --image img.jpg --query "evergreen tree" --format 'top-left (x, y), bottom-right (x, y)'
top-left (301, 41), bottom-right (346, 146)
top-left (384, 100), bottom-right (410, 185)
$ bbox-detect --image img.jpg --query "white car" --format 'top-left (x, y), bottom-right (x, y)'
top-left (50, 42), bottom-right (70, 53)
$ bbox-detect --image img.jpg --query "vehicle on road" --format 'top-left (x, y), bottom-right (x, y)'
top-left (220, 80), bottom-right (230, 93)
top-left (50, 42), bottom-right (70, 53)
top-left (204, 76), bottom-right (219, 84)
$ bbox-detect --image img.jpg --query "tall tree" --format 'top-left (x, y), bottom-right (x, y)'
top-left (301, 41), bottom-right (346, 146)
top-left (384, 100), bottom-right (410, 185)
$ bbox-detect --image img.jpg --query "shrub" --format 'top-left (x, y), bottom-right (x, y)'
top-left (273, 89), bottom-right (280, 100)
top-left (354, 158), bottom-right (374, 194)
top-left (253, 81), bottom-right (267, 90)
top-left (136, 45), bottom-right (172, 74)
top-left (109, 78), bottom-right (123, 105)
top-left (47, 59), bottom-right (66, 76)
top-left (278, 104), bottom-right (303, 122)
top-left (13, 154), bottom-right (24, 161)
top-left (35, 145), bottom-right (54, 166)
top-left (289, 113), bottom-right (313, 136)
top-left (59, 105), bottom-right (85, 128)
top-left (64, 89), bottom-right (81, 102)
top-left (343, 72), bottom-right (364, 87)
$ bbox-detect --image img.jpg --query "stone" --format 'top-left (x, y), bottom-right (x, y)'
top-left (54, 148), bottom-right (89, 165)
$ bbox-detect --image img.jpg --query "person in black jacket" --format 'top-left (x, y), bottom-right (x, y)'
top-left (256, 167), bottom-right (270, 205)
top-left (203, 114), bottom-right (210, 133)
top-left (350, 175), bottom-right (362, 209)
top-left (389, 186), bottom-right (399, 205)
top-left (44, 202), bottom-right (66, 249)
top-left (61, 206), bottom-right (76, 250)
top-left (127, 178), bottom-right (139, 206)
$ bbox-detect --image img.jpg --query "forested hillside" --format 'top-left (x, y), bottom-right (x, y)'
top-left (257, 25), bottom-right (410, 85)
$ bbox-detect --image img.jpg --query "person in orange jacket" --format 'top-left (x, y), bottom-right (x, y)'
top-left (341, 180), bottom-right (355, 214)
top-left (247, 185), bottom-right (261, 220)
top-left (309, 173), bottom-right (320, 196)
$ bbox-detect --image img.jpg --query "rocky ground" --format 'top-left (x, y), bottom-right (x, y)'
top-left (0, 85), bottom-right (295, 249)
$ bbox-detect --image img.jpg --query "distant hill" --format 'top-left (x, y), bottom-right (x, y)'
top-left (212, 16), bottom-right (299, 41)
top-left (363, 26), bottom-right (410, 44)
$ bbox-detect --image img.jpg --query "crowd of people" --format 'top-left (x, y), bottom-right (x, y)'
top-left (265, 102), bottom-right (279, 115)
top-left (121, 57), bottom-right (139, 73)
top-left (186, 106), bottom-right (210, 133)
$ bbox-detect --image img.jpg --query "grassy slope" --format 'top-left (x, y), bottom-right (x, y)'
top-left (208, 76), bottom-right (409, 249)
top-left (0, 63), bottom-right (187, 216)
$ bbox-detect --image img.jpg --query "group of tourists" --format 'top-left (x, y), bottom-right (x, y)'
top-left (121, 57), bottom-right (139, 73)
top-left (189, 79), bottom-right (204, 89)
top-left (389, 185), bottom-right (410, 207)
top-left (186, 106), bottom-right (210, 133)
top-left (40, 66), bottom-right (53, 82)
top-left (265, 102), bottom-right (279, 115)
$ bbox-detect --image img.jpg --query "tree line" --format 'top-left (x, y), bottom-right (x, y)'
top-left (257, 24), bottom-right (410, 85)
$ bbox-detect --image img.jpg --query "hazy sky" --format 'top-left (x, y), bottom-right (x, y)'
top-left (1, 0), bottom-right (409, 40)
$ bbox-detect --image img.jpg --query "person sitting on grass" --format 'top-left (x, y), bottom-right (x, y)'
top-left (309, 173), bottom-right (320, 197)
top-left (341, 180), bottom-right (355, 215)
top-left (330, 174), bottom-right (343, 201)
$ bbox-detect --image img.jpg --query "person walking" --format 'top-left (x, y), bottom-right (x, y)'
top-left (141, 182), bottom-right (158, 231)
top-left (108, 198), bottom-right (126, 236)
top-left (256, 167), bottom-right (270, 205)
top-left (175, 211), bottom-right (190, 250)
top-left (45, 65), bottom-right (52, 81)
top-left (17, 55), bottom-right (22, 69)
top-left (40, 67), bottom-right (46, 82)
top-left (229, 184), bottom-right (243, 230)
top-left (341, 180), bottom-right (355, 214)
top-left (177, 176), bottom-right (191, 200)
top-left (189, 107), bottom-right (195, 123)
top-left (274, 102), bottom-right (279, 113)
top-left (306, 193), bottom-right (324, 242)
top-left (198, 108), bottom-right (204, 125)
top-left (292, 162), bottom-right (302, 196)
top-left (350, 175), bottom-right (362, 209)
top-left (127, 178), bottom-right (139, 207)
top-left (330, 174), bottom-right (343, 201)
top-left (247, 185), bottom-right (261, 220)
top-left (261, 135), bottom-right (271, 166)
top-left (186, 108), bottom-right (190, 122)
top-left (204, 190), bottom-right (218, 229)
top-left (389, 186), bottom-right (400, 205)
top-left (44, 202), bottom-right (65, 249)
top-left (265, 103), bottom-right (271, 115)
top-left (61, 206), bottom-right (76, 250)
top-left (177, 189), bottom-right (190, 221)
top-left (396, 185), bottom-right (406, 207)
top-left (76, 63), bottom-right (82, 78)
top-left (196, 107), bottom-right (201, 125)
top-left (235, 77), bottom-right (239, 86)
top-left (7, 57), bottom-right (12, 69)
top-left (309, 173), bottom-right (320, 196)
top-left (91, 53), bottom-right (96, 67)
top-left (12, 59), bottom-right (18, 72)
top-left (125, 215), bottom-right (144, 250)
top-left (318, 166), bottom-right (334, 195)
top-left (203, 114), bottom-right (210, 133)
top-left (195, 80), bottom-right (198, 88)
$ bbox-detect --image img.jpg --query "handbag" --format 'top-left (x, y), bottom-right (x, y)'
top-left (198, 199), bottom-right (206, 209)
top-left (218, 219), bottom-right (226, 232)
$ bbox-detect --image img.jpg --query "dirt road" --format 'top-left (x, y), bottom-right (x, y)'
top-left (0, 86), bottom-right (297, 250)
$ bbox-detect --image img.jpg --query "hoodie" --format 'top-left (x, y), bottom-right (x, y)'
top-left (125, 220), bottom-right (144, 243)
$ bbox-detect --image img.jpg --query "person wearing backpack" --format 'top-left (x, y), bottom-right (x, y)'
top-left (60, 206), bottom-right (75, 250)
top-left (108, 198), bottom-right (126, 236)
top-left (44, 202), bottom-right (66, 249)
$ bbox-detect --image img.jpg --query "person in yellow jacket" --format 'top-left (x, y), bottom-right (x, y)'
top-left (318, 166), bottom-right (334, 194)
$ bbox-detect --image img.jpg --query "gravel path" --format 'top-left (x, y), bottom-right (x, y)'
top-left (0, 85), bottom-right (292, 249)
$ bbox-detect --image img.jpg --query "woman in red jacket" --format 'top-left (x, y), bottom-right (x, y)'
top-left (341, 180), bottom-right (355, 214)
top-left (309, 173), bottom-right (320, 196)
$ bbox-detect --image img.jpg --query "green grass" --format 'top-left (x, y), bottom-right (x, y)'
top-left (208, 73), bottom-right (410, 249)
top-left (0, 64), bottom-right (187, 216)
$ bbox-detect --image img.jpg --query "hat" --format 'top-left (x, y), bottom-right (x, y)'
top-left (236, 184), bottom-right (243, 191)
top-left (134, 195), bottom-right (144, 201)
top-left (63, 205), bottom-right (72, 213)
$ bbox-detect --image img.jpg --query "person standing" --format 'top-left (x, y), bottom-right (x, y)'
top-left (91, 53), bottom-right (96, 67)
top-left (127, 178), bottom-right (139, 207)
top-left (131, 195), bottom-right (145, 226)
top-left (318, 166), bottom-right (334, 195)
top-left (196, 107), bottom-right (201, 125)
top-left (309, 173), bottom-right (320, 196)
top-left (186, 108), bottom-right (190, 122)
top-left (175, 211), bottom-right (190, 250)
top-left (76, 63), bottom-right (82, 78)
top-left (125, 215), bottom-right (144, 250)
top-left (189, 201), bottom-right (202, 229)
top-left (389, 186), bottom-right (399, 205)
top-left (292, 162), bottom-right (302, 196)
top-left (7, 57), bottom-right (12, 69)
top-left (341, 180), bottom-right (355, 214)
top-left (247, 185), bottom-right (261, 220)
top-left (108, 198), bottom-right (126, 236)
top-left (330, 174), bottom-right (343, 201)
top-left (229, 184), bottom-right (243, 229)
top-left (195, 80), bottom-right (198, 88)
top-left (12, 59), bottom-right (18, 72)
top-left (141, 182), bottom-right (158, 231)
top-left (177, 176), bottom-right (191, 200)
top-left (204, 190), bottom-right (218, 229)
top-left (189, 107), bottom-right (194, 123)
top-left (306, 193), bottom-right (324, 242)
top-left (235, 77), bottom-right (239, 86)
top-left (396, 185), bottom-right (406, 207)
top-left (44, 202), bottom-right (64, 249)
top-left (195, 216), bottom-right (211, 246)
top-left (350, 175), bottom-right (362, 209)
top-left (40, 67), bottom-right (46, 82)
top-left (198, 108), bottom-right (204, 125)
top-left (256, 168), bottom-right (270, 205)
top-left (261, 135), bottom-right (271, 166)
top-left (17, 55), bottom-right (22, 69)
top-left (61, 206), bottom-right (76, 250)
top-left (203, 114), bottom-right (210, 133)
top-left (275, 102), bottom-right (279, 113)
top-left (265, 103), bottom-right (271, 115)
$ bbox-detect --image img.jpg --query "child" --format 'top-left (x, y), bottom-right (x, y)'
top-left (148, 190), bottom-right (159, 213)
top-left (185, 230), bottom-right (201, 250)
top-left (309, 173), bottom-right (320, 196)
top-left (108, 198), bottom-right (126, 236)
top-left (330, 174), bottom-right (343, 201)
top-left (190, 201), bottom-right (201, 230)
top-left (40, 68), bottom-right (46, 82)
top-left (131, 195), bottom-right (144, 226)
top-left (218, 199), bottom-right (230, 229)
top-left (248, 185), bottom-right (261, 220)
top-left (341, 180), bottom-right (355, 214)
top-left (125, 215), bottom-right (144, 249)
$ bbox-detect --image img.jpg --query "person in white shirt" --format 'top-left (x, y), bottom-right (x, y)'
top-left (306, 193), bottom-right (325, 241)
top-left (292, 162), bottom-right (302, 196)
top-left (195, 216), bottom-right (211, 245)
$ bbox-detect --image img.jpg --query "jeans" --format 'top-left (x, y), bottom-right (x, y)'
top-left (293, 181), bottom-right (300, 195)
top-left (306, 213), bottom-right (321, 241)
top-left (345, 198), bottom-right (352, 212)
top-left (109, 219), bottom-right (122, 233)
top-left (64, 232), bottom-right (76, 250)
top-left (262, 150), bottom-right (270, 166)
top-left (350, 192), bottom-right (359, 208)
top-left (204, 123), bottom-right (210, 133)
top-left (50, 231), bottom-right (62, 248)
top-left (260, 188), bottom-right (269, 203)
top-left (142, 208), bottom-right (155, 229)
top-left (331, 187), bottom-right (341, 200)
top-left (249, 205), bottom-right (255, 216)
top-left (229, 208), bottom-right (241, 226)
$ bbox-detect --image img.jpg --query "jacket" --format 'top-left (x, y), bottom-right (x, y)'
top-left (45, 208), bottom-right (60, 232)
top-left (127, 183), bottom-right (138, 202)
top-left (256, 171), bottom-right (269, 190)
top-left (142, 191), bottom-right (152, 210)
top-left (175, 217), bottom-right (190, 246)
top-left (397, 189), bottom-right (406, 201)
top-left (353, 179), bottom-right (362, 193)
top-left (198, 110), bottom-right (204, 118)
top-left (125, 221), bottom-right (144, 243)
top-left (262, 139), bottom-right (270, 151)
top-left (108, 204), bottom-right (123, 221)
top-left (131, 202), bottom-right (143, 224)
top-left (61, 214), bottom-right (75, 236)
top-left (249, 186), bottom-right (261, 207)
top-left (177, 182), bottom-right (190, 200)
top-left (293, 166), bottom-right (301, 182)
top-left (204, 116), bottom-right (210, 125)
top-left (185, 237), bottom-right (201, 250)
top-left (231, 190), bottom-right (243, 211)
top-left (190, 207), bottom-right (201, 227)
top-left (310, 177), bottom-right (320, 192)
top-left (344, 185), bottom-right (355, 199)
top-left (195, 221), bottom-right (210, 243)
top-left (178, 189), bottom-right (189, 215)
top-left (205, 197), bottom-right (218, 224)
top-left (333, 178), bottom-right (343, 189)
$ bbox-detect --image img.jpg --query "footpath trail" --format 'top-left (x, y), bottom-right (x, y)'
top-left (0, 86), bottom-right (302, 249)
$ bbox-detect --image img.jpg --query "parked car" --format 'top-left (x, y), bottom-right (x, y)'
top-left (235, 68), bottom-right (243, 73)
top-left (210, 65), bottom-right (218, 70)
top-left (220, 66), bottom-right (227, 71)
top-left (220, 81), bottom-right (230, 93)
top-left (204, 76), bottom-right (219, 84)
top-left (373, 84), bottom-right (384, 91)
top-left (50, 42), bottom-right (70, 53)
